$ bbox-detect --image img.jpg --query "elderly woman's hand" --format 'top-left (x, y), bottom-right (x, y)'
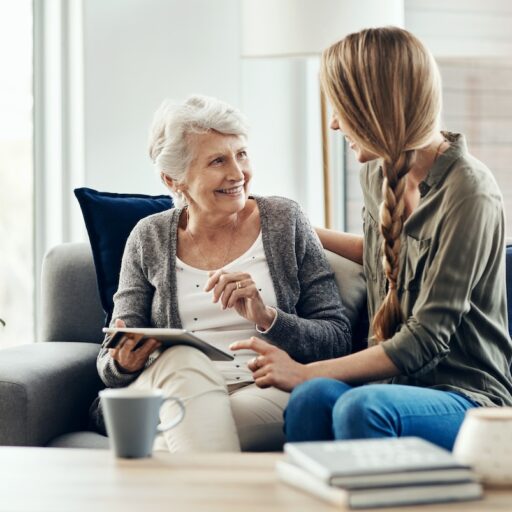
top-left (205, 270), bottom-right (276, 330)
top-left (230, 337), bottom-right (308, 392)
top-left (108, 319), bottom-right (162, 373)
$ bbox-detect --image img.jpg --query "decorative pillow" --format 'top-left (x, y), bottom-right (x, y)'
top-left (324, 249), bottom-right (368, 351)
top-left (74, 187), bottom-right (173, 325)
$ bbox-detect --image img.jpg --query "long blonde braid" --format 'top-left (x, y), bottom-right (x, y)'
top-left (320, 27), bottom-right (442, 341)
top-left (373, 150), bottom-right (415, 340)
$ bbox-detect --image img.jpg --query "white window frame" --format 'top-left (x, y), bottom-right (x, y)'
top-left (33, 0), bottom-right (85, 337)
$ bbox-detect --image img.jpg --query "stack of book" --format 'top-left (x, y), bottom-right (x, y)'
top-left (276, 437), bottom-right (482, 509)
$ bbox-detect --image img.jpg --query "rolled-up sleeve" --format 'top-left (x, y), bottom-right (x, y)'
top-left (382, 193), bottom-right (501, 376)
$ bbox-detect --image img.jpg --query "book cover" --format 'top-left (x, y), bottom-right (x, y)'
top-left (276, 460), bottom-right (483, 509)
top-left (284, 437), bottom-right (473, 487)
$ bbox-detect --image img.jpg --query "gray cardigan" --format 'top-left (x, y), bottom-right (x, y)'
top-left (97, 195), bottom-right (351, 388)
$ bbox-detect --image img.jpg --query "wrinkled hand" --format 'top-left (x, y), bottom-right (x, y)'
top-left (108, 319), bottom-right (161, 373)
top-left (205, 270), bottom-right (276, 330)
top-left (229, 337), bottom-right (308, 392)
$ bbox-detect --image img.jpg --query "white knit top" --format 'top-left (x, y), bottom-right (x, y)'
top-left (175, 233), bottom-right (277, 385)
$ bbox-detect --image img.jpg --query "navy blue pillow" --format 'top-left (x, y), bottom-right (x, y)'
top-left (74, 187), bottom-right (173, 325)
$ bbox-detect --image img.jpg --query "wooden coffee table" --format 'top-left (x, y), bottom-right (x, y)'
top-left (0, 447), bottom-right (510, 511)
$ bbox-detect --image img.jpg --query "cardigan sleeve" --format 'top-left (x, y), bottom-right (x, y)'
top-left (96, 225), bottom-right (160, 388)
top-left (262, 200), bottom-right (352, 363)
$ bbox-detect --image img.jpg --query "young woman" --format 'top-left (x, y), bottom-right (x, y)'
top-left (231, 27), bottom-right (512, 450)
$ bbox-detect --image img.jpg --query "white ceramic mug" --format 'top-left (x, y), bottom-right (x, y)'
top-left (453, 407), bottom-right (512, 486)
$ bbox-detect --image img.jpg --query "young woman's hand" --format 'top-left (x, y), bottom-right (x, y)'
top-left (205, 270), bottom-right (276, 330)
top-left (108, 319), bottom-right (161, 373)
top-left (230, 337), bottom-right (308, 392)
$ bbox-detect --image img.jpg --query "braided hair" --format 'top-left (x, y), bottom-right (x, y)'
top-left (320, 27), bottom-right (442, 341)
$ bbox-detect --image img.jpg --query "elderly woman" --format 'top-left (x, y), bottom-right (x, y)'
top-left (94, 95), bottom-right (351, 452)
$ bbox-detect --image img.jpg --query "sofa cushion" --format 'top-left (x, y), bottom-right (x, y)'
top-left (74, 188), bottom-right (173, 325)
top-left (47, 431), bottom-right (109, 449)
top-left (0, 342), bottom-right (103, 446)
top-left (324, 250), bottom-right (367, 349)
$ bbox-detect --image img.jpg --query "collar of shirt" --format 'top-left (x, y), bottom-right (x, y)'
top-left (419, 131), bottom-right (467, 197)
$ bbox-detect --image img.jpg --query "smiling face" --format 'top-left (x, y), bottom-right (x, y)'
top-left (175, 131), bottom-right (251, 216)
top-left (330, 114), bottom-right (379, 163)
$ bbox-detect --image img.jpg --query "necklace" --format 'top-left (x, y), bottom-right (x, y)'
top-left (185, 208), bottom-right (238, 270)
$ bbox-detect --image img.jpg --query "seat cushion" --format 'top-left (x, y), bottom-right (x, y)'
top-left (74, 188), bottom-right (173, 325)
top-left (324, 250), bottom-right (367, 350)
top-left (47, 431), bottom-right (110, 449)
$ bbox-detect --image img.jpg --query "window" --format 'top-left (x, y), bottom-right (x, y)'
top-left (0, 0), bottom-right (33, 347)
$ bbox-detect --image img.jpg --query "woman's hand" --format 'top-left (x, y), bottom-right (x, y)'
top-left (108, 319), bottom-right (162, 373)
top-left (230, 337), bottom-right (308, 392)
top-left (205, 270), bottom-right (276, 330)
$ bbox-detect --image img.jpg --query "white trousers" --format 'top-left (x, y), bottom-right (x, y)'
top-left (128, 345), bottom-right (289, 453)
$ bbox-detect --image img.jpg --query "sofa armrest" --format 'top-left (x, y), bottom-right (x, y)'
top-left (41, 243), bottom-right (105, 343)
top-left (0, 342), bottom-right (103, 446)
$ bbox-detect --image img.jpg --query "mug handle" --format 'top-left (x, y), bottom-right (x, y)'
top-left (157, 396), bottom-right (186, 432)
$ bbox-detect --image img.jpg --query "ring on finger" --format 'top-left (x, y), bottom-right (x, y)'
top-left (236, 281), bottom-right (243, 290)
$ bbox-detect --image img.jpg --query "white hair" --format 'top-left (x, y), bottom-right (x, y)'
top-left (148, 95), bottom-right (249, 208)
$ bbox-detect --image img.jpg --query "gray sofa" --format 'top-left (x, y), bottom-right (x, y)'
top-left (0, 243), bottom-right (366, 450)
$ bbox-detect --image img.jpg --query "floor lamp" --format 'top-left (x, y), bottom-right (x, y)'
top-left (241, 0), bottom-right (403, 228)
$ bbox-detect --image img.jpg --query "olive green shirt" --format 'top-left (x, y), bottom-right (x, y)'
top-left (361, 132), bottom-right (512, 407)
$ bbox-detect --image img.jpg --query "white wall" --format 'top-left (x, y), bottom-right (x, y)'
top-left (241, 58), bottom-right (317, 212)
top-left (79, 0), bottom-right (512, 222)
top-left (82, 0), bottom-right (241, 195)
top-left (80, 0), bottom-right (321, 222)
top-left (405, 0), bottom-right (512, 57)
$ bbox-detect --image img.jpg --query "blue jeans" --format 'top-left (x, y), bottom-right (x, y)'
top-left (284, 378), bottom-right (479, 450)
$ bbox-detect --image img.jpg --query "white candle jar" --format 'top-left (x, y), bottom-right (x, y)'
top-left (453, 407), bottom-right (512, 487)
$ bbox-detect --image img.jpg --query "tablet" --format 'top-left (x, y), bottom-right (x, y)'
top-left (102, 327), bottom-right (234, 361)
